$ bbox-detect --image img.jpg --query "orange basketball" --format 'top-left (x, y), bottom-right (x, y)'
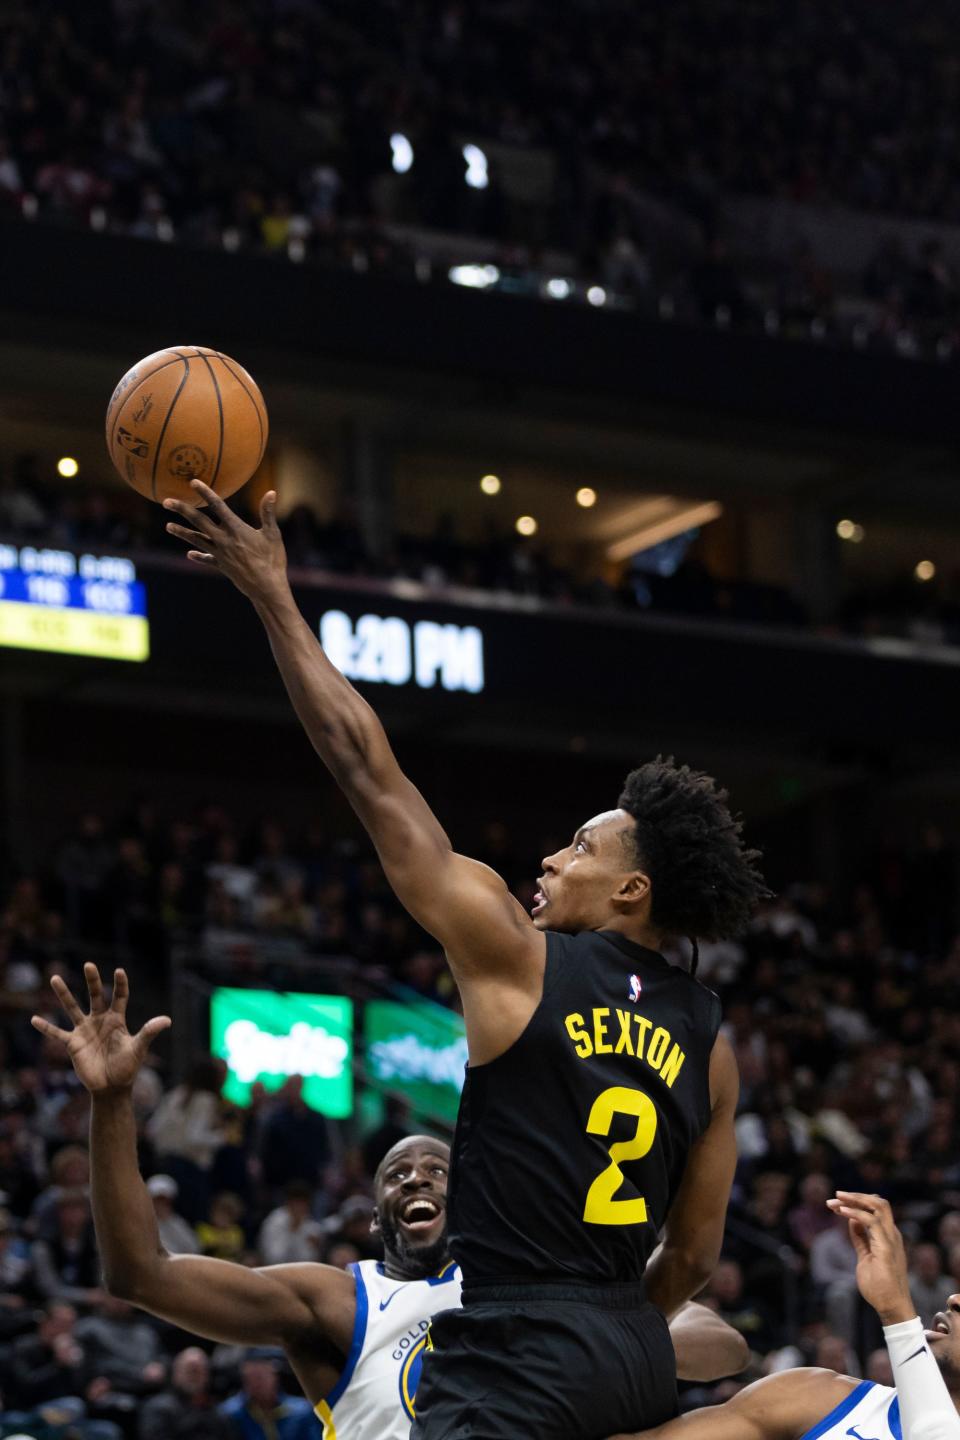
top-left (105, 346), bottom-right (268, 505)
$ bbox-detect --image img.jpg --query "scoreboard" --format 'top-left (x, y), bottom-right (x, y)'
top-left (0, 544), bottom-right (149, 662)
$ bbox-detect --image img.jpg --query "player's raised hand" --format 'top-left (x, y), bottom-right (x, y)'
top-left (163, 481), bottom-right (287, 603)
top-left (827, 1191), bottom-right (915, 1325)
top-left (31, 965), bottom-right (170, 1095)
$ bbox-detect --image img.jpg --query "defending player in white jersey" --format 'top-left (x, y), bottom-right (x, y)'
top-left (615, 1191), bottom-right (960, 1440)
top-left (35, 965), bottom-right (749, 1439)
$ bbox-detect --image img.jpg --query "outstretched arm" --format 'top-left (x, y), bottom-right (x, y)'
top-left (32, 968), bottom-right (354, 1368)
top-left (645, 1033), bottom-right (739, 1319)
top-left (164, 486), bottom-right (544, 1053)
top-left (608, 1368), bottom-right (859, 1440)
top-left (829, 1191), bottom-right (960, 1440)
top-left (669, 1301), bottom-right (749, 1382)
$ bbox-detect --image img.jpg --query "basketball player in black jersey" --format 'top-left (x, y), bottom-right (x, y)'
top-left (165, 483), bottom-right (768, 1440)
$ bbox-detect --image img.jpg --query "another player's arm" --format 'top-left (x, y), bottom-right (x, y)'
top-left (829, 1191), bottom-right (960, 1440)
top-left (31, 968), bottom-right (352, 1355)
top-left (668, 1301), bottom-right (749, 1381)
top-left (164, 486), bottom-right (545, 1040)
top-left (645, 1033), bottom-right (739, 1319)
top-left (607, 1369), bottom-right (860, 1440)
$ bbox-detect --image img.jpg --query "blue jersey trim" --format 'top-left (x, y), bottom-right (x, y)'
top-left (324, 1261), bottom-right (369, 1409)
top-left (888, 1396), bottom-right (901, 1440)
top-left (375, 1260), bottom-right (460, 1288)
top-left (797, 1381), bottom-right (875, 1440)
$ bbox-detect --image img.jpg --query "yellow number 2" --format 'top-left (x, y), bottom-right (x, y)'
top-left (582, 1086), bottom-right (658, 1225)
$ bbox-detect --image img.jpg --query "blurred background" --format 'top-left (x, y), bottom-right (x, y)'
top-left (2, 0), bottom-right (960, 1431)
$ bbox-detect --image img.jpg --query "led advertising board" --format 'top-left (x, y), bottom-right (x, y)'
top-left (364, 998), bottom-right (467, 1123)
top-left (320, 609), bottom-right (484, 693)
top-left (0, 544), bottom-right (149, 662)
top-left (210, 987), bottom-right (354, 1118)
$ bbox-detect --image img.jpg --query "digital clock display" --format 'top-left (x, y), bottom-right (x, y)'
top-left (320, 609), bottom-right (484, 693)
top-left (0, 545), bottom-right (149, 662)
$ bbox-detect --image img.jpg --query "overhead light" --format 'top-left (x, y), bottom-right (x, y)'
top-left (915, 560), bottom-right (936, 582)
top-left (390, 133), bottom-right (414, 174)
top-left (576, 487), bottom-right (597, 508)
top-left (449, 263), bottom-right (499, 289)
top-left (462, 144), bottom-right (489, 190)
top-left (836, 519), bottom-right (864, 543)
top-left (480, 474), bottom-right (501, 495)
top-left (57, 457), bottom-right (79, 478)
top-left (605, 500), bottom-right (722, 562)
top-left (586, 286), bottom-right (606, 307)
top-left (545, 278), bottom-right (572, 300)
top-left (516, 515), bottom-right (538, 537)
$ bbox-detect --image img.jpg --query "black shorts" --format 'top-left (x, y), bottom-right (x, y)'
top-left (410, 1281), bottom-right (678, 1440)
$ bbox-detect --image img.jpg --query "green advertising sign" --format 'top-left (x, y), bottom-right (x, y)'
top-left (364, 999), bottom-right (467, 1123)
top-left (210, 988), bottom-right (354, 1118)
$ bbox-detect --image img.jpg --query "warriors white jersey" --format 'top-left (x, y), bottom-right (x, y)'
top-left (315, 1259), bottom-right (462, 1440)
top-left (799, 1381), bottom-right (902, 1440)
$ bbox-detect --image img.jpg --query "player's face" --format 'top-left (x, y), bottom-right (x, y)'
top-left (373, 1137), bottom-right (451, 1280)
top-left (533, 810), bottom-right (650, 933)
top-left (927, 1295), bottom-right (960, 1389)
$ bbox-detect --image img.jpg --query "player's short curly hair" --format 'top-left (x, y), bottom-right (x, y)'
top-left (618, 757), bottom-right (769, 948)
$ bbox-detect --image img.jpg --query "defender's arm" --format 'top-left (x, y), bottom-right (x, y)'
top-left (32, 968), bottom-right (353, 1363)
top-left (608, 1369), bottom-right (861, 1440)
top-left (90, 1088), bottom-right (352, 1351)
top-left (645, 1033), bottom-right (739, 1319)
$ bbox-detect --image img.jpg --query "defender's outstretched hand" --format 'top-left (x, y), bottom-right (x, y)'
top-left (827, 1191), bottom-right (914, 1325)
top-left (163, 480), bottom-right (287, 603)
top-left (31, 964), bottom-right (170, 1095)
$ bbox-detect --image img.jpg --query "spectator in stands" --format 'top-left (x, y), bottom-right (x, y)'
top-left (196, 1191), bottom-right (247, 1263)
top-left (32, 1188), bottom-right (103, 1307)
top-left (146, 1057), bottom-right (227, 1222)
top-left (74, 1295), bottom-right (166, 1396)
top-left (218, 1352), bottom-right (316, 1440)
top-left (7, 1301), bottom-right (87, 1408)
top-left (704, 1258), bottom-right (776, 1354)
top-left (321, 1194), bottom-right (381, 1263)
top-left (361, 1093), bottom-right (412, 1175)
top-left (145, 1173), bottom-right (199, 1255)
top-left (257, 1181), bottom-right (323, 1266)
top-left (257, 1075), bottom-right (330, 1195)
top-left (908, 1241), bottom-right (953, 1324)
top-left (31, 1143), bottom-right (91, 1238)
top-left (139, 1347), bottom-right (235, 1440)
top-left (0, 1208), bottom-right (35, 1332)
top-left (787, 1173), bottom-right (835, 1252)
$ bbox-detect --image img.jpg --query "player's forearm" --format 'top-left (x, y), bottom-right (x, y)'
top-left (252, 584), bottom-right (395, 791)
top-left (884, 1318), bottom-right (960, 1440)
top-left (90, 1090), bottom-right (166, 1299)
top-left (645, 1243), bottom-right (714, 1321)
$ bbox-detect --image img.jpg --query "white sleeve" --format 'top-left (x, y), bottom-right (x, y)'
top-left (885, 1316), bottom-right (960, 1440)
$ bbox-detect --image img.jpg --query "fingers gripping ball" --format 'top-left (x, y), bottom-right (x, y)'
top-left (106, 346), bottom-right (269, 505)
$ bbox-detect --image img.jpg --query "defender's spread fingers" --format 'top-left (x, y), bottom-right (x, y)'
top-left (50, 975), bottom-right (85, 1025)
top-left (111, 969), bottom-right (129, 1016)
top-left (85, 963), bottom-right (106, 1013)
top-left (31, 1016), bottom-right (71, 1043)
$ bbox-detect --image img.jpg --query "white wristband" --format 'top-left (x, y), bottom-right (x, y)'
top-left (883, 1315), bottom-right (960, 1440)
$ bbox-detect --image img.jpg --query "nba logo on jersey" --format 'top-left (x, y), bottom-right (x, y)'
top-left (628, 974), bottom-right (642, 1001)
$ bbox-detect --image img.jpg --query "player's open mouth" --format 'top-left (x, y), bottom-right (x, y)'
top-left (532, 888), bottom-right (548, 915)
top-left (926, 1312), bottom-right (951, 1342)
top-left (399, 1197), bottom-right (442, 1234)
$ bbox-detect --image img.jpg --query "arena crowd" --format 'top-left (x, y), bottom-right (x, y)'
top-left (5, 2), bottom-right (960, 354)
top-left (0, 795), bottom-right (957, 1429)
top-left (4, 455), bottom-right (960, 647)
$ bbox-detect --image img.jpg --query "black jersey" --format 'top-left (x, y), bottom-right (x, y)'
top-left (447, 929), bottom-right (722, 1286)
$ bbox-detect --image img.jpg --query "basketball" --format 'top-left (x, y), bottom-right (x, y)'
top-left (105, 345), bottom-right (268, 505)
